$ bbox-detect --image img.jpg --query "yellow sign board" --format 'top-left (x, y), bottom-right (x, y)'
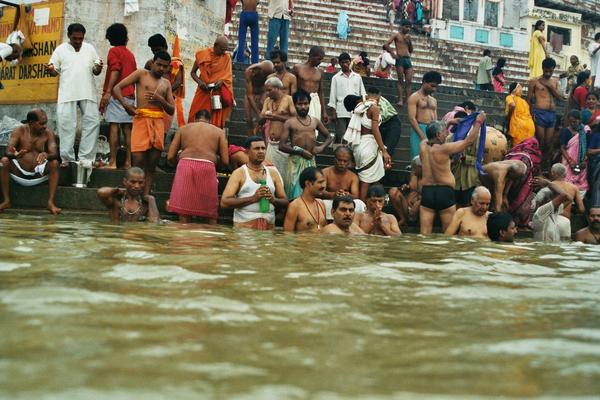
top-left (0, 0), bottom-right (64, 104)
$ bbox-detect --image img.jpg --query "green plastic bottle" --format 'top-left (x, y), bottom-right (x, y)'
top-left (258, 179), bottom-right (270, 213)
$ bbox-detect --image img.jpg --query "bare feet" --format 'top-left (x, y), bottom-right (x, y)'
top-left (0, 200), bottom-right (10, 212)
top-left (47, 202), bottom-right (62, 215)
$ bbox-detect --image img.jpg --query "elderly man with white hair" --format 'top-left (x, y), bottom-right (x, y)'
top-left (445, 186), bottom-right (492, 238)
top-left (531, 176), bottom-right (573, 242)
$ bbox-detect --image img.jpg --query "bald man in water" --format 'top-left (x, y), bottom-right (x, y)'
top-left (244, 60), bottom-right (275, 134)
top-left (445, 186), bottom-right (491, 238)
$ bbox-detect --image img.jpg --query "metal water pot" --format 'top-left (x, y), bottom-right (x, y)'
top-left (72, 160), bottom-right (92, 188)
top-left (211, 93), bottom-right (222, 110)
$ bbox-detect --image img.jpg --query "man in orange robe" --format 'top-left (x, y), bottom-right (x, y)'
top-left (188, 36), bottom-right (233, 128)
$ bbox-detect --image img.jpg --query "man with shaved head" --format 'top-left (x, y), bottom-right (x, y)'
top-left (293, 46), bottom-right (329, 126)
top-left (244, 60), bottom-right (275, 134)
top-left (188, 36), bottom-right (233, 128)
top-left (0, 110), bottom-right (61, 214)
top-left (445, 186), bottom-right (491, 238)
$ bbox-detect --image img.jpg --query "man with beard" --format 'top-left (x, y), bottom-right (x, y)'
top-left (113, 51), bottom-right (175, 196)
top-left (244, 60), bottom-right (275, 134)
top-left (284, 166), bottom-right (327, 232)
top-left (575, 207), bottom-right (600, 244)
top-left (97, 167), bottom-right (160, 223)
top-left (354, 184), bottom-right (401, 236)
top-left (292, 46), bottom-right (329, 125)
top-left (445, 186), bottom-right (491, 238)
top-left (267, 50), bottom-right (296, 95)
top-left (322, 195), bottom-right (365, 234)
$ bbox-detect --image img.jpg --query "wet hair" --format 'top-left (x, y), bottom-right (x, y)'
top-left (265, 76), bottom-right (284, 88)
top-left (338, 52), bottom-right (351, 63)
top-left (568, 110), bottom-right (581, 120)
top-left (422, 71), bottom-right (442, 84)
top-left (534, 20), bottom-right (545, 30)
top-left (454, 111), bottom-right (468, 119)
top-left (270, 49), bottom-right (288, 62)
top-left (487, 212), bottom-right (514, 242)
top-left (292, 89), bottom-right (311, 104)
top-left (244, 135), bottom-right (265, 149)
top-left (67, 23), bottom-right (86, 36)
top-left (508, 82), bottom-right (519, 93)
top-left (366, 184), bottom-right (386, 198)
top-left (460, 101), bottom-right (476, 111)
top-left (483, 49), bottom-right (491, 56)
top-left (343, 95), bottom-right (362, 112)
top-left (542, 58), bottom-right (556, 69)
top-left (195, 109), bottom-right (211, 121)
top-left (332, 195), bottom-right (355, 210)
top-left (426, 120), bottom-right (445, 140)
top-left (366, 86), bottom-right (381, 95)
top-left (576, 70), bottom-right (591, 86)
top-left (309, 46), bottom-right (324, 57)
top-left (125, 166), bottom-right (145, 179)
top-left (105, 23), bottom-right (128, 46)
top-left (153, 50), bottom-right (171, 62)
top-left (148, 33), bottom-right (168, 49)
top-left (299, 166), bottom-right (323, 189)
top-left (334, 146), bottom-right (352, 157)
top-left (551, 163), bottom-right (566, 178)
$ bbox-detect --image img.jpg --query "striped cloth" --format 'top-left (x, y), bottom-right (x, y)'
top-left (168, 158), bottom-right (218, 219)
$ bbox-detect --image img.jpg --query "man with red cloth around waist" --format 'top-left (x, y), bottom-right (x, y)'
top-left (167, 110), bottom-right (229, 224)
top-left (188, 36), bottom-right (234, 128)
top-left (113, 51), bottom-right (175, 196)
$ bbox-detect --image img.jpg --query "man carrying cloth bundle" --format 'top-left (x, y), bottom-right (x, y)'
top-left (188, 36), bottom-right (233, 128)
top-left (113, 51), bottom-right (175, 196)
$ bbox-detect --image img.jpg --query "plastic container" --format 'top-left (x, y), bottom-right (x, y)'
top-left (258, 179), bottom-right (270, 213)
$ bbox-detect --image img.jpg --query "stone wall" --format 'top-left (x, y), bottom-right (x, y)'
top-left (1, 0), bottom-right (225, 129)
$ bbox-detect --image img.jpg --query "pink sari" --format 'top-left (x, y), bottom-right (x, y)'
top-left (562, 133), bottom-right (589, 191)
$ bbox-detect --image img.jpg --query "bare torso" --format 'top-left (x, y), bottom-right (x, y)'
top-left (532, 77), bottom-right (558, 110)
top-left (410, 91), bottom-right (437, 124)
top-left (355, 211), bottom-right (398, 236)
top-left (322, 222), bottom-right (364, 234)
top-left (323, 167), bottom-right (355, 194)
top-left (287, 117), bottom-right (319, 153)
top-left (293, 63), bottom-right (322, 94)
top-left (176, 122), bottom-right (225, 164)
top-left (394, 33), bottom-right (412, 57)
top-left (553, 179), bottom-right (579, 218)
top-left (269, 71), bottom-right (297, 96)
top-left (264, 95), bottom-right (295, 141)
top-left (290, 197), bottom-right (327, 232)
top-left (242, 0), bottom-right (257, 11)
top-left (137, 70), bottom-right (171, 110)
top-left (575, 227), bottom-right (600, 244)
top-left (420, 142), bottom-right (455, 187)
top-left (9, 126), bottom-right (54, 173)
top-left (455, 208), bottom-right (488, 238)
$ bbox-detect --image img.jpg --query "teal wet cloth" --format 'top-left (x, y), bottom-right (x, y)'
top-left (337, 11), bottom-right (350, 39)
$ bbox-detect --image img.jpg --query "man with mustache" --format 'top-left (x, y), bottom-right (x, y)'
top-left (575, 207), bottom-right (600, 244)
top-left (445, 186), bottom-right (491, 238)
top-left (322, 195), bottom-right (364, 234)
top-left (284, 166), bottom-right (327, 232)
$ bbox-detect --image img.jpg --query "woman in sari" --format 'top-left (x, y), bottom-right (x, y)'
top-left (528, 20), bottom-right (547, 79)
top-left (505, 83), bottom-right (535, 146)
top-left (560, 110), bottom-right (589, 192)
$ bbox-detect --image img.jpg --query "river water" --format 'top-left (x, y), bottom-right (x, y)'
top-left (1, 214), bottom-right (599, 399)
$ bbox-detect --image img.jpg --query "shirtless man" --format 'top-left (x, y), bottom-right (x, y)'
top-left (445, 186), bottom-right (491, 238)
top-left (244, 60), bottom-right (275, 135)
top-left (0, 110), bottom-right (61, 215)
top-left (97, 167), bottom-right (160, 223)
top-left (268, 50), bottom-right (297, 96)
top-left (481, 159), bottom-right (531, 212)
top-left (113, 51), bottom-right (175, 196)
top-left (292, 46), bottom-right (329, 125)
top-left (549, 163), bottom-right (584, 219)
top-left (262, 77), bottom-right (296, 181)
top-left (407, 71), bottom-right (441, 159)
top-left (487, 212), bottom-right (517, 243)
top-left (279, 89), bottom-right (332, 200)
top-left (419, 114), bottom-right (485, 234)
top-left (527, 57), bottom-right (565, 170)
top-left (322, 195), bottom-right (365, 235)
top-left (321, 146), bottom-right (365, 218)
top-left (354, 185), bottom-right (401, 236)
top-left (284, 166), bottom-right (328, 232)
top-left (575, 207), bottom-right (600, 244)
top-left (166, 111), bottom-right (229, 224)
top-left (389, 155), bottom-right (422, 226)
top-left (384, 22), bottom-right (414, 107)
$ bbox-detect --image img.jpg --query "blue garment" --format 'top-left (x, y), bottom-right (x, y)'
top-left (450, 112), bottom-right (487, 175)
top-left (237, 11), bottom-right (259, 64)
top-left (533, 108), bottom-right (557, 129)
top-left (415, 1), bottom-right (423, 24)
top-left (266, 18), bottom-right (289, 59)
top-left (337, 11), bottom-right (350, 40)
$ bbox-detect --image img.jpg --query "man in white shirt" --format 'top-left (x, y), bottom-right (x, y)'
top-left (328, 52), bottom-right (366, 143)
top-left (531, 177), bottom-right (572, 242)
top-left (265, 0), bottom-right (293, 60)
top-left (46, 23), bottom-right (103, 165)
top-left (590, 32), bottom-right (600, 89)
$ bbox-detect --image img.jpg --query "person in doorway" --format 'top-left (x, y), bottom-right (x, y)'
top-left (321, 195), bottom-right (365, 235)
top-left (284, 166), bottom-right (327, 232)
top-left (529, 20), bottom-right (548, 79)
top-left (407, 71), bottom-right (441, 159)
top-left (236, 0), bottom-right (260, 64)
top-left (0, 110), bottom-right (61, 215)
top-left (113, 51), bottom-right (175, 196)
top-left (293, 46), bottom-right (329, 125)
top-left (354, 184), bottom-right (401, 236)
top-left (444, 186), bottom-right (491, 238)
top-left (383, 22), bottom-right (413, 106)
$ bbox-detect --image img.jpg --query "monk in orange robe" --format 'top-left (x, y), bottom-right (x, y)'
top-left (188, 36), bottom-right (233, 128)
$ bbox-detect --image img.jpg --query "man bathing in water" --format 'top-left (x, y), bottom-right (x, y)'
top-left (575, 207), bottom-right (600, 244)
top-left (267, 50), bottom-right (297, 96)
top-left (279, 89), bottom-right (332, 200)
top-left (244, 60), bottom-right (275, 135)
top-left (322, 195), bottom-right (365, 235)
top-left (284, 166), bottom-right (328, 232)
top-left (354, 184), bottom-right (401, 236)
top-left (407, 71), bottom-right (440, 159)
top-left (167, 110), bottom-right (229, 224)
top-left (384, 22), bottom-right (413, 106)
top-left (113, 51), bottom-right (175, 196)
top-left (321, 146), bottom-right (366, 218)
top-left (389, 155), bottom-right (422, 227)
top-left (445, 186), bottom-right (491, 239)
top-left (293, 46), bottom-right (329, 125)
top-left (419, 113), bottom-right (485, 234)
top-left (0, 110), bottom-right (61, 215)
top-left (97, 167), bottom-right (160, 223)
